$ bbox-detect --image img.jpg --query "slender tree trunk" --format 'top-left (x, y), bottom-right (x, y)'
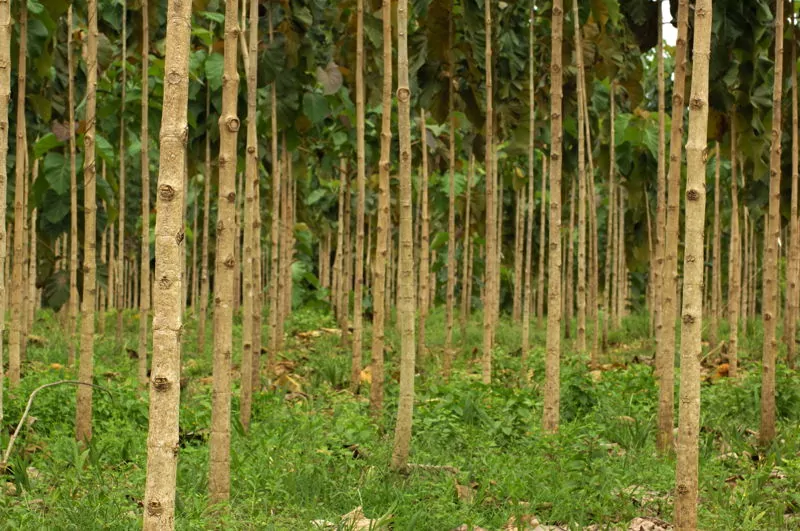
top-left (139, 3), bottom-right (151, 385)
top-left (116, 4), bottom-right (127, 347)
top-left (369, 0), bottom-right (391, 412)
top-left (564, 177), bottom-right (576, 339)
top-left (198, 82), bottom-right (211, 352)
top-left (729, 113), bottom-right (740, 377)
top-left (283, 153), bottom-right (294, 320)
top-left (537, 157), bottom-right (547, 323)
top-left (513, 189), bottom-right (523, 322)
top-left (8, 0), bottom-right (27, 387)
top-left (743, 208), bottom-right (750, 323)
top-left (522, 6), bottom-right (536, 362)
top-left (572, 0), bottom-right (587, 355)
top-left (390, 0), bottom-right (416, 471)
top-left (191, 196), bottom-right (199, 309)
top-left (654, 0), bottom-right (667, 375)
top-left (249, 0), bottom-right (262, 396)
top-left (760, 0), bottom-right (783, 446)
top-left (141, 0), bottom-right (190, 524)
top-left (267, 9), bottom-right (281, 373)
top-left (460, 154), bottom-right (474, 340)
top-left (27, 162), bottom-right (38, 332)
top-left (418, 109), bottom-right (430, 359)
top-left (334, 167), bottom-right (345, 322)
top-left (788, 9), bottom-right (799, 370)
top-left (445, 6), bottom-right (456, 369)
top-left (616, 187), bottom-right (626, 326)
top-left (604, 83), bottom-right (616, 349)
top-left (674, 1), bottom-right (713, 527)
top-left (75, 0), bottom-right (98, 443)
top-left (710, 142), bottom-right (721, 348)
top-left (351, 0), bottom-right (366, 392)
top-left (0, 0), bottom-right (11, 420)
top-left (208, 0), bottom-right (239, 505)
top-left (656, 0), bottom-right (689, 455)
top-left (481, 0), bottom-right (496, 385)
top-left (336, 158), bottom-right (349, 342)
top-left (543, 0), bottom-right (564, 432)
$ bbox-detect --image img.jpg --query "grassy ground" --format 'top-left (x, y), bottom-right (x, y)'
top-left (0, 306), bottom-right (799, 530)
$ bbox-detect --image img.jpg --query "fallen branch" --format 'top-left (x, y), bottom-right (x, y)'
top-left (1, 380), bottom-right (111, 469)
top-left (406, 463), bottom-right (461, 475)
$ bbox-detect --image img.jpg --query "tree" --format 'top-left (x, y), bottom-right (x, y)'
top-left (138, 0), bottom-right (151, 387)
top-left (656, 0), bottom-right (689, 454)
top-left (75, 0), bottom-right (98, 442)
top-left (444, 5), bottom-right (456, 372)
top-left (789, 6), bottom-right (799, 371)
top-left (543, 0), bottom-right (564, 433)
top-left (267, 8), bottom-right (281, 373)
top-left (209, 0), bottom-right (239, 504)
top-left (573, 0), bottom-right (587, 356)
top-left (117, 4), bottom-right (127, 348)
top-left (481, 0), bottom-right (496, 385)
top-left (674, 1), bottom-right (713, 527)
top-left (198, 82), bottom-right (212, 352)
top-left (418, 109), bottom-right (430, 358)
top-left (653, 0), bottom-right (666, 391)
top-left (142, 0), bottom-right (192, 523)
top-left (760, 0), bottom-right (783, 447)
top-left (390, 0), bottom-right (416, 472)
top-left (351, 0), bottom-right (366, 393)
top-left (521, 3), bottom-right (535, 364)
top-left (710, 141), bottom-right (721, 348)
top-left (728, 112), bottom-right (740, 377)
top-left (8, 0), bottom-right (28, 388)
top-left (0, 0), bottom-right (9, 418)
top-left (67, 5), bottom-right (78, 370)
top-left (369, 0), bottom-right (392, 416)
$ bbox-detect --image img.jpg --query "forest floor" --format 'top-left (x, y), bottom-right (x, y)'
top-left (1, 307), bottom-right (799, 530)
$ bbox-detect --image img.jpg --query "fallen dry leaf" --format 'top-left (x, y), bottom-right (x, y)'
top-left (627, 516), bottom-right (672, 530)
top-left (449, 525), bottom-right (490, 531)
top-left (311, 506), bottom-right (389, 530)
top-left (273, 373), bottom-right (303, 393)
top-left (49, 363), bottom-right (64, 370)
top-left (503, 514), bottom-right (540, 530)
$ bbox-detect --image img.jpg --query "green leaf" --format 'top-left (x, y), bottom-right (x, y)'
top-left (332, 131), bottom-right (348, 147)
top-left (431, 231), bottom-right (449, 250)
top-left (43, 152), bottom-right (69, 195)
top-left (315, 62), bottom-right (343, 95)
top-left (95, 133), bottom-right (114, 165)
top-left (303, 93), bottom-right (330, 124)
top-left (27, 0), bottom-right (45, 15)
top-left (33, 133), bottom-right (63, 158)
top-left (198, 11), bottom-right (225, 24)
top-left (305, 188), bottom-right (326, 206)
top-left (205, 52), bottom-right (224, 92)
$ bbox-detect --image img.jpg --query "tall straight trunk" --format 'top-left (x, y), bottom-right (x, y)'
top-left (522, 4), bottom-right (536, 360)
top-left (283, 153), bottom-right (294, 319)
top-left (564, 177), bottom-right (576, 338)
top-left (788, 8), bottom-right (799, 370)
top-left (390, 0), bottom-right (416, 471)
top-left (234, 171), bottom-right (243, 312)
top-left (340, 161), bottom-right (350, 321)
top-left (208, 0), bottom-right (239, 505)
top-left (418, 109), bottom-right (430, 359)
top-left (460, 154), bottom-right (474, 339)
top-left (336, 158), bottom-right (349, 341)
top-left (139, 3), bottom-right (151, 384)
top-left (743, 208), bottom-right (750, 322)
top-left (191, 196), bottom-right (199, 308)
top-left (653, 0), bottom-right (667, 366)
top-left (334, 166), bottom-right (345, 322)
top-left (445, 6), bottom-right (456, 366)
top-left (513, 189), bottom-right (524, 322)
top-left (729, 114), bottom-right (740, 377)
top-left (141, 0), bottom-right (190, 524)
top-left (616, 186), bottom-right (626, 322)
top-left (27, 162), bottom-right (38, 331)
top-left (573, 0), bottom-right (587, 355)
top-left (494, 154), bottom-right (501, 323)
top-left (368, 6), bottom-right (391, 410)
top-left (544, 0), bottom-right (564, 432)
top-left (537, 157), bottom-right (547, 322)
top-left (8, 0), bottom-right (27, 387)
top-left (760, 0), bottom-right (783, 446)
top-left (117, 4), bottom-right (127, 347)
top-left (710, 142), bottom-right (721, 347)
top-left (604, 83), bottom-right (616, 348)
top-left (100, 222), bottom-right (107, 318)
top-left (674, 1), bottom-right (713, 527)
top-left (267, 8), bottom-right (281, 372)
top-left (351, 0), bottom-right (366, 393)
top-left (645, 190), bottom-right (654, 329)
top-left (249, 0), bottom-right (262, 396)
top-left (75, 0), bottom-right (97, 443)
top-left (0, 0), bottom-right (11, 419)
top-left (481, 0), bottom-right (497, 385)
top-left (198, 83), bottom-right (211, 352)
top-left (657, 0), bottom-right (689, 454)
top-left (240, 0), bottom-right (259, 429)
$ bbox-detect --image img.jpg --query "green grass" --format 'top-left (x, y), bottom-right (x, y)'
top-left (1, 306), bottom-right (799, 530)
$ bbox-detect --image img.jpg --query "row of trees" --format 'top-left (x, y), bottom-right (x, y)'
top-left (0, 0), bottom-right (796, 529)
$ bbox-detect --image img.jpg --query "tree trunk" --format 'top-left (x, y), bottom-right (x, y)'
top-left (369, 0), bottom-right (391, 412)
top-left (390, 0), bottom-right (416, 472)
top-left (604, 82), bottom-right (616, 349)
top-left (543, 0), bottom-right (564, 432)
top-left (616, 186), bottom-right (626, 326)
top-left (522, 6), bottom-right (536, 362)
top-left (8, 0), bottom-right (27, 388)
top-left (572, 0), bottom-right (587, 355)
top-left (267, 8), bottom-right (281, 373)
top-left (564, 177), bottom-right (575, 339)
top-left (729, 112), bottom-right (740, 377)
top-left (197, 77), bottom-right (210, 353)
top-left (760, 0), bottom-right (783, 447)
top-left (481, 0), bottom-right (496, 385)
top-left (537, 157), bottom-right (547, 323)
top-left (208, 0), bottom-right (239, 505)
top-left (249, 0), bottom-right (263, 396)
top-left (0, 0), bottom-right (11, 416)
top-left (75, 0), bottom-right (98, 443)
top-left (653, 0), bottom-right (667, 375)
top-left (27, 162), bottom-right (37, 332)
top-left (445, 6), bottom-right (457, 369)
top-left (743, 208), bottom-right (750, 323)
top-left (656, 0), bottom-right (689, 454)
top-left (351, 0), bottom-right (366, 393)
top-left (191, 195), bottom-right (199, 309)
top-left (461, 154), bottom-right (474, 340)
top-left (141, 0), bottom-right (191, 524)
top-left (116, 4), bottom-right (127, 348)
top-left (513, 188), bottom-right (523, 322)
top-left (674, 1), bottom-right (713, 527)
top-left (710, 142), bottom-right (721, 348)
top-left (418, 109), bottom-right (430, 360)
top-left (138, 2), bottom-right (151, 386)
top-left (788, 8), bottom-right (799, 370)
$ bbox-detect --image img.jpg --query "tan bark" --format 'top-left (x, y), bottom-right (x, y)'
top-left (208, 0), bottom-right (239, 505)
top-left (351, 0), bottom-right (366, 393)
top-left (543, 0), bottom-right (564, 432)
top-left (138, 0), bottom-right (151, 386)
top-left (603, 82), bottom-right (616, 349)
top-left (657, 0), bottom-right (689, 454)
top-left (197, 79), bottom-right (211, 351)
top-left (653, 0), bottom-right (667, 374)
top-left (116, 3), bottom-right (127, 347)
top-left (267, 8), bottom-right (281, 373)
top-left (75, 0), bottom-right (98, 443)
top-left (369, 0), bottom-right (391, 413)
top-left (460, 154), bottom-right (474, 340)
top-left (481, 0), bottom-right (496, 385)
top-left (537, 157), bottom-right (547, 323)
top-left (522, 10), bottom-right (535, 361)
top-left (390, 0), bottom-right (416, 471)
top-left (572, 0), bottom-right (587, 355)
top-left (513, 189), bottom-right (523, 323)
top-left (743, 208), bottom-right (750, 323)
top-left (27, 162), bottom-right (38, 332)
top-left (760, 0), bottom-right (783, 446)
top-left (335, 158), bottom-right (349, 343)
top-left (141, 0), bottom-right (191, 524)
top-left (249, 0), bottom-right (262, 396)
top-left (674, 1), bottom-right (713, 527)
top-left (191, 193), bottom-right (199, 308)
top-left (564, 177), bottom-right (575, 339)
top-left (418, 109), bottom-right (430, 359)
top-left (0, 0), bottom-right (10, 418)
top-left (729, 113), bottom-right (740, 377)
top-left (710, 142), bottom-right (721, 348)
top-left (8, 0), bottom-right (27, 387)
top-left (788, 8), bottom-right (799, 370)
top-left (445, 6), bottom-right (456, 367)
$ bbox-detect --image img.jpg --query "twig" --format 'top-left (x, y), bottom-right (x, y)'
top-left (406, 463), bottom-right (461, 475)
top-left (700, 340), bottom-right (726, 365)
top-left (1, 380), bottom-right (111, 468)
